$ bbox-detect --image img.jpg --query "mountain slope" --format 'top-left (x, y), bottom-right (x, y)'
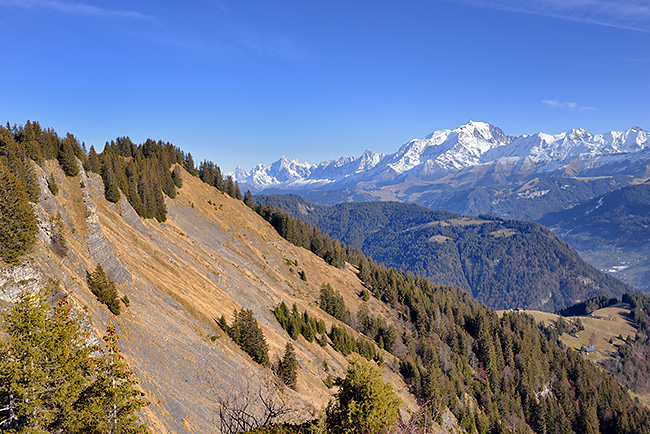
top-left (236, 123), bottom-right (650, 220)
top-left (257, 195), bottom-right (630, 311)
top-left (1, 161), bottom-right (416, 433)
top-left (540, 182), bottom-right (650, 291)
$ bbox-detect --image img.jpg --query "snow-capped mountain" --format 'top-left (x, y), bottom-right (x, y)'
top-left (234, 122), bottom-right (650, 191)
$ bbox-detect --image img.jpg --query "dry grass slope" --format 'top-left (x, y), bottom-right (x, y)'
top-left (0, 162), bottom-right (417, 433)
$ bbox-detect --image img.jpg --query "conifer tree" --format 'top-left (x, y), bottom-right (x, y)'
top-left (47, 173), bottom-right (59, 195)
top-left (0, 292), bottom-right (91, 432)
top-left (58, 133), bottom-right (80, 177)
top-left (0, 291), bottom-right (148, 433)
top-left (102, 159), bottom-right (121, 203)
top-left (171, 165), bottom-right (183, 188)
top-left (74, 325), bottom-right (148, 434)
top-left (88, 263), bottom-right (121, 315)
top-left (243, 190), bottom-right (254, 208)
top-left (85, 145), bottom-right (101, 174)
top-left (278, 343), bottom-right (298, 390)
top-left (0, 127), bottom-right (40, 201)
top-left (184, 153), bottom-right (198, 176)
top-left (326, 357), bottom-right (401, 434)
top-left (0, 160), bottom-right (37, 263)
top-left (228, 309), bottom-right (270, 367)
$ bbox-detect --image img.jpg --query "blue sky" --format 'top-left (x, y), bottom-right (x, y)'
top-left (1, 0), bottom-right (648, 172)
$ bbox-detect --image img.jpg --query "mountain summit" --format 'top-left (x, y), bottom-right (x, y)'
top-left (234, 123), bottom-right (650, 220)
top-left (235, 122), bottom-right (650, 190)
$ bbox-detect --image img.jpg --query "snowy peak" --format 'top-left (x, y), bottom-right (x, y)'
top-left (389, 121), bottom-right (510, 175)
top-left (234, 124), bottom-right (650, 190)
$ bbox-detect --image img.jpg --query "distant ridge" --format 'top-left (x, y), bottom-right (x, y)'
top-left (256, 195), bottom-right (631, 311)
top-left (235, 123), bottom-right (650, 221)
top-left (235, 122), bottom-right (650, 190)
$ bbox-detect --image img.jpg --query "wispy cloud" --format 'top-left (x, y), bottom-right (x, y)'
top-left (445, 0), bottom-right (650, 33)
top-left (0, 0), bottom-right (152, 21)
top-left (542, 100), bottom-right (595, 111)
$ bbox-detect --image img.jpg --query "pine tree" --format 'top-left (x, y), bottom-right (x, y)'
top-left (326, 357), bottom-right (401, 434)
top-left (88, 263), bottom-right (121, 315)
top-left (47, 173), bottom-right (59, 195)
top-left (85, 145), bottom-right (101, 174)
top-left (58, 133), bottom-right (80, 177)
top-left (0, 292), bottom-right (91, 432)
top-left (74, 325), bottom-right (148, 434)
top-left (278, 342), bottom-right (298, 390)
top-left (228, 309), bottom-right (270, 367)
top-left (243, 190), bottom-right (254, 208)
top-left (0, 160), bottom-right (37, 263)
top-left (102, 159), bottom-right (122, 203)
top-left (0, 127), bottom-right (40, 201)
top-left (171, 165), bottom-right (183, 188)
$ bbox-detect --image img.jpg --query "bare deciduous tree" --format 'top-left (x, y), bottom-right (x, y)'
top-left (207, 372), bottom-right (311, 434)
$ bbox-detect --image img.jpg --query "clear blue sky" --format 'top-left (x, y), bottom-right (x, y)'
top-left (1, 0), bottom-right (649, 172)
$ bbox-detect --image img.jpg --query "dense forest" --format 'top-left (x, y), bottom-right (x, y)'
top-left (250, 199), bottom-right (650, 433)
top-left (254, 195), bottom-right (629, 311)
top-left (3, 121), bottom-right (650, 433)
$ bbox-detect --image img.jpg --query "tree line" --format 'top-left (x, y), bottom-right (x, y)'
top-left (0, 121), bottom-right (246, 264)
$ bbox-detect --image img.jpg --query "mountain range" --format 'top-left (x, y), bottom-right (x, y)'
top-left (234, 122), bottom-right (650, 221)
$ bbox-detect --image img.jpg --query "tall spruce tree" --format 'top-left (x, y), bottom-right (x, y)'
top-left (326, 357), bottom-right (401, 434)
top-left (278, 342), bottom-right (298, 390)
top-left (0, 290), bottom-right (148, 433)
top-left (58, 133), bottom-right (80, 177)
top-left (74, 325), bottom-right (148, 433)
top-left (228, 309), bottom-right (270, 367)
top-left (0, 292), bottom-right (91, 432)
top-left (0, 160), bottom-right (37, 263)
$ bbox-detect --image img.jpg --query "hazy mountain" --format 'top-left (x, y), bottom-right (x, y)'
top-left (236, 123), bottom-right (650, 220)
top-left (256, 195), bottom-right (631, 311)
top-left (540, 182), bottom-right (650, 292)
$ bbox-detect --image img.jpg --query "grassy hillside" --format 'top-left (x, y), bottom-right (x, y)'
top-left (516, 293), bottom-right (650, 405)
top-left (257, 195), bottom-right (630, 311)
top-left (1, 164), bottom-right (416, 432)
top-left (515, 306), bottom-right (637, 364)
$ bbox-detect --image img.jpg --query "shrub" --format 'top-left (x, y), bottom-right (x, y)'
top-left (326, 357), bottom-right (401, 434)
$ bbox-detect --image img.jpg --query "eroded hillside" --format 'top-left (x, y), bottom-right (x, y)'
top-left (0, 160), bottom-right (416, 433)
